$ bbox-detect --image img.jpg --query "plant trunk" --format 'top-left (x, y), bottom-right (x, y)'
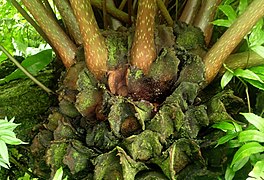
top-left (70, 0), bottom-right (108, 80)
top-left (131, 0), bottom-right (157, 74)
top-left (204, 0), bottom-right (264, 84)
top-left (21, 0), bottom-right (77, 69)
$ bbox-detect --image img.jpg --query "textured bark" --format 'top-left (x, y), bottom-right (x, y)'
top-left (204, 0), bottom-right (264, 84)
top-left (131, 0), bottom-right (157, 74)
top-left (42, 0), bottom-right (57, 20)
top-left (193, 0), bottom-right (222, 45)
top-left (70, 0), bottom-right (108, 80)
top-left (53, 0), bottom-right (83, 45)
top-left (21, 0), bottom-right (77, 69)
top-left (179, 0), bottom-right (201, 24)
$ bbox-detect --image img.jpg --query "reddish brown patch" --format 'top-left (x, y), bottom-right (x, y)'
top-left (108, 67), bottom-right (128, 96)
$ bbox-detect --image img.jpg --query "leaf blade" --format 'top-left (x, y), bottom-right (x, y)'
top-left (231, 142), bottom-right (264, 169)
top-left (239, 130), bottom-right (264, 143)
top-left (241, 113), bottom-right (264, 132)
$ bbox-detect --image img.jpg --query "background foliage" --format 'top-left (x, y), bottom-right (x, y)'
top-left (0, 0), bottom-right (47, 62)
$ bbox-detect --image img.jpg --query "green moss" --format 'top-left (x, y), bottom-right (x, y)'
top-left (0, 72), bottom-right (54, 119)
top-left (54, 120), bottom-right (78, 140)
top-left (63, 140), bottom-right (95, 174)
top-left (105, 32), bottom-right (128, 70)
top-left (59, 99), bottom-right (80, 118)
top-left (174, 23), bottom-right (205, 50)
top-left (93, 148), bottom-right (123, 180)
top-left (75, 68), bottom-right (102, 116)
top-left (152, 139), bottom-right (200, 179)
top-left (174, 46), bottom-right (205, 85)
top-left (0, 56), bottom-right (24, 79)
top-left (148, 48), bottom-right (179, 81)
top-left (46, 142), bottom-right (68, 170)
top-left (75, 88), bottom-right (101, 117)
top-left (0, 71), bottom-right (55, 141)
top-left (147, 105), bottom-right (175, 139)
top-left (128, 68), bottom-right (144, 80)
top-left (206, 90), bottom-right (245, 123)
top-left (108, 97), bottom-right (134, 137)
top-left (94, 147), bottom-right (148, 180)
top-left (133, 100), bottom-right (154, 130)
top-left (77, 68), bottom-right (97, 91)
top-left (135, 70), bottom-right (143, 79)
top-left (86, 122), bottom-right (119, 151)
top-left (123, 130), bottom-right (163, 161)
top-left (180, 105), bottom-right (208, 138)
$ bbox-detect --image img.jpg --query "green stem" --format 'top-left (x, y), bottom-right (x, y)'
top-left (53, 0), bottom-right (83, 45)
top-left (0, 45), bottom-right (54, 94)
top-left (128, 0), bottom-right (133, 25)
top-left (21, 0), bottom-right (77, 69)
top-left (179, 0), bottom-right (201, 24)
top-left (219, 51), bottom-right (264, 75)
top-left (193, 0), bottom-right (222, 45)
top-left (103, 0), bottom-right (108, 29)
top-left (91, 0), bottom-right (129, 23)
top-left (108, 0), bottom-right (123, 29)
top-left (131, 0), bottom-right (157, 74)
top-left (157, 0), bottom-right (173, 26)
top-left (118, 0), bottom-right (127, 10)
top-left (70, 0), bottom-right (108, 80)
top-left (204, 0), bottom-right (264, 84)
top-left (42, 0), bottom-right (57, 20)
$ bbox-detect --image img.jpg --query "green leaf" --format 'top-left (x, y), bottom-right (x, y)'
top-left (238, 0), bottom-right (248, 15)
top-left (0, 121), bottom-right (20, 131)
top-left (17, 172), bottom-right (31, 180)
top-left (218, 5), bottom-right (237, 22)
top-left (0, 135), bottom-right (24, 145)
top-left (0, 49), bottom-right (52, 84)
top-left (212, 121), bottom-right (237, 132)
top-left (0, 140), bottom-right (9, 167)
top-left (248, 160), bottom-right (264, 179)
top-left (244, 79), bottom-right (264, 91)
top-left (225, 165), bottom-right (235, 180)
top-left (250, 65), bottom-right (264, 79)
top-left (8, 117), bottom-right (15, 123)
top-left (241, 113), bottom-right (264, 132)
top-left (0, 129), bottom-right (16, 138)
top-left (212, 19), bottom-right (233, 27)
top-left (250, 153), bottom-right (263, 165)
top-left (53, 167), bottom-right (63, 180)
top-left (216, 132), bottom-right (238, 147)
top-left (239, 130), bottom-right (264, 143)
top-left (228, 140), bottom-right (242, 148)
top-left (231, 142), bottom-right (264, 169)
top-left (233, 121), bottom-right (242, 132)
top-left (234, 69), bottom-right (264, 83)
top-left (12, 38), bottom-right (28, 55)
top-left (224, 0), bottom-right (235, 5)
top-left (0, 52), bottom-right (7, 63)
top-left (221, 70), bottom-right (234, 89)
top-left (232, 156), bottom-right (249, 171)
top-left (249, 20), bottom-right (264, 47)
top-left (251, 45), bottom-right (264, 58)
top-left (0, 157), bottom-right (9, 169)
